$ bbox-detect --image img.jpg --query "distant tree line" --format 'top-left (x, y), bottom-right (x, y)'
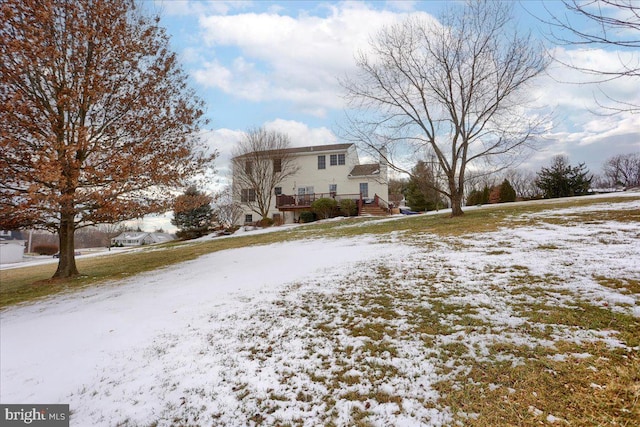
top-left (389, 152), bottom-right (638, 210)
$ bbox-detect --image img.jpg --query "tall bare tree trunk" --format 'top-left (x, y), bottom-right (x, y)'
top-left (449, 179), bottom-right (464, 217)
top-left (54, 211), bottom-right (79, 278)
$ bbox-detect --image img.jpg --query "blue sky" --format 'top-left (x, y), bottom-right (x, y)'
top-left (142, 0), bottom-right (639, 229)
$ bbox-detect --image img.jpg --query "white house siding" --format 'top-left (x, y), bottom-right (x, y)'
top-left (234, 143), bottom-right (389, 225)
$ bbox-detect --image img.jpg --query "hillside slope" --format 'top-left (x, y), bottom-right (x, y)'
top-left (1, 197), bottom-right (638, 426)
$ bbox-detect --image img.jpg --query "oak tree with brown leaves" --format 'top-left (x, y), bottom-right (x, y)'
top-left (0, 0), bottom-right (215, 278)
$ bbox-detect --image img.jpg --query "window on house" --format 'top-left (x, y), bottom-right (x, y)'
top-left (338, 154), bottom-right (345, 165)
top-left (245, 214), bottom-right (253, 223)
top-left (330, 154), bottom-right (337, 166)
top-left (359, 182), bottom-right (369, 198)
top-left (318, 155), bottom-right (326, 169)
top-left (274, 186), bottom-right (282, 196)
top-left (245, 160), bottom-right (253, 174)
top-left (329, 184), bottom-right (337, 195)
top-left (273, 158), bottom-right (282, 172)
top-left (241, 188), bottom-right (256, 202)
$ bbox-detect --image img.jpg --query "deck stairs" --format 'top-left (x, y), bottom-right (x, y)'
top-left (360, 204), bottom-right (389, 217)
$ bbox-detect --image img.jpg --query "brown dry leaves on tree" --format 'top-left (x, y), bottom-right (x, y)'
top-left (0, 0), bottom-right (216, 277)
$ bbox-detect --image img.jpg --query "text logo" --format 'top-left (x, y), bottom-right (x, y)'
top-left (0, 405), bottom-right (69, 427)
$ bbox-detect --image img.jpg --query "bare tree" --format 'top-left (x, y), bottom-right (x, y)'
top-left (341, 0), bottom-right (548, 216)
top-left (232, 127), bottom-right (300, 220)
top-left (213, 186), bottom-right (244, 228)
top-left (542, 0), bottom-right (640, 112)
top-left (504, 169), bottom-right (541, 200)
top-left (388, 178), bottom-right (407, 208)
top-left (0, 0), bottom-right (214, 278)
top-left (602, 152), bottom-right (640, 187)
top-left (97, 222), bottom-right (127, 247)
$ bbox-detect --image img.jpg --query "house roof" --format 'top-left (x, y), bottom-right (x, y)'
top-left (233, 143), bottom-right (354, 159)
top-left (114, 232), bottom-right (148, 241)
top-left (283, 143), bottom-right (353, 154)
top-left (112, 232), bottom-right (175, 242)
top-left (149, 233), bottom-right (175, 243)
top-left (349, 164), bottom-right (380, 177)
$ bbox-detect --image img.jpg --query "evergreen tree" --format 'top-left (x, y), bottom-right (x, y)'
top-left (172, 187), bottom-right (215, 239)
top-left (536, 156), bottom-right (592, 198)
top-left (569, 163), bottom-right (592, 196)
top-left (466, 185), bottom-right (490, 205)
top-left (404, 161), bottom-right (445, 211)
top-left (498, 179), bottom-right (517, 202)
top-left (404, 179), bottom-right (429, 211)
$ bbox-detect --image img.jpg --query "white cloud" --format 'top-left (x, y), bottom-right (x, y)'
top-left (193, 60), bottom-right (233, 92)
top-left (539, 47), bottom-right (640, 114)
top-left (521, 45), bottom-right (640, 173)
top-left (263, 119), bottom-right (338, 146)
top-left (193, 3), bottom-right (436, 112)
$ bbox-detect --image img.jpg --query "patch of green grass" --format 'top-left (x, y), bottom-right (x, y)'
top-left (514, 301), bottom-right (640, 348)
top-left (486, 249), bottom-right (509, 255)
top-left (437, 342), bottom-right (640, 426)
top-left (595, 275), bottom-right (640, 295)
top-left (536, 243), bottom-right (559, 250)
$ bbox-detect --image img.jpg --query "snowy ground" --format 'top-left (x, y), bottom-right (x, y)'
top-left (1, 198), bottom-right (638, 426)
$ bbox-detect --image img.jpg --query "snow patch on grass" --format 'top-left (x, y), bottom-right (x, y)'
top-left (1, 199), bottom-right (638, 426)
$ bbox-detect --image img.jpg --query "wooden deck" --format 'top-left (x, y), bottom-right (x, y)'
top-left (275, 192), bottom-right (362, 211)
top-left (276, 192), bottom-right (391, 216)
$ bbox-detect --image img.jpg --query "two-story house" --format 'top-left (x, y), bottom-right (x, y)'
top-left (232, 143), bottom-right (389, 225)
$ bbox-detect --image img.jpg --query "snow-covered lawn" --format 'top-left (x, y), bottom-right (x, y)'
top-left (1, 199), bottom-right (638, 426)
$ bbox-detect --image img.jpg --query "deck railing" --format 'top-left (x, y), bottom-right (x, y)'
top-left (373, 194), bottom-right (391, 212)
top-left (276, 192), bottom-right (363, 210)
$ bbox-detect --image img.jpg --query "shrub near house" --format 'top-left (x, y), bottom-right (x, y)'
top-left (311, 198), bottom-right (338, 220)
